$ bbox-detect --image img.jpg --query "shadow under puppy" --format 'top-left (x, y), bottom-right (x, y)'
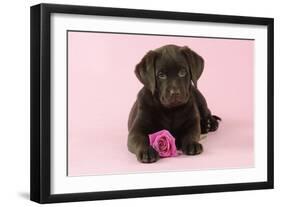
top-left (128, 44), bottom-right (221, 163)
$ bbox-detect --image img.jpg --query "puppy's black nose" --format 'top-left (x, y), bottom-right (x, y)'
top-left (169, 88), bottom-right (180, 96)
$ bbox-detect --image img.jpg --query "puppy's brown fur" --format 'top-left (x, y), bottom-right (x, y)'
top-left (127, 45), bottom-right (220, 163)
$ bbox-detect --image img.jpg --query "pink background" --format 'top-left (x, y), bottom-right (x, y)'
top-left (68, 31), bottom-right (254, 176)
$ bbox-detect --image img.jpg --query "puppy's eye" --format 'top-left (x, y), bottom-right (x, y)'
top-left (158, 72), bottom-right (167, 79)
top-left (178, 69), bottom-right (187, 78)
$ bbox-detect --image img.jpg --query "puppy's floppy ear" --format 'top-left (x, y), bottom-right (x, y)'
top-left (135, 50), bottom-right (157, 94)
top-left (181, 46), bottom-right (204, 88)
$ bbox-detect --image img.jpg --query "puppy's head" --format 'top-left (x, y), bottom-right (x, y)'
top-left (135, 44), bottom-right (204, 108)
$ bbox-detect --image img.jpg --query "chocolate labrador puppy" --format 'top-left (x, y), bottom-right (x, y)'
top-left (127, 44), bottom-right (220, 163)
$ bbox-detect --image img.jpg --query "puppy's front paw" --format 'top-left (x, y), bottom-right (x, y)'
top-left (137, 146), bottom-right (159, 163)
top-left (183, 142), bottom-right (203, 155)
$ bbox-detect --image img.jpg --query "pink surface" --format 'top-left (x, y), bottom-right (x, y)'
top-left (68, 32), bottom-right (254, 176)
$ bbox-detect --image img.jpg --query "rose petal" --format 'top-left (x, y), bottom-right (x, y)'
top-left (149, 130), bottom-right (168, 146)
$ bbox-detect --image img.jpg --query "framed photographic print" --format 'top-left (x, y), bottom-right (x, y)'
top-left (30, 3), bottom-right (274, 203)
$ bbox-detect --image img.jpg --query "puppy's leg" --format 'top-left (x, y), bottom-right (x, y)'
top-left (180, 109), bottom-right (203, 155)
top-left (181, 126), bottom-right (203, 155)
top-left (127, 100), bottom-right (159, 163)
top-left (192, 87), bottom-right (221, 133)
top-left (128, 132), bottom-right (159, 163)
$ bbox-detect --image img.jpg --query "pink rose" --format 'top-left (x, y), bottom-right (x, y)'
top-left (149, 129), bottom-right (178, 158)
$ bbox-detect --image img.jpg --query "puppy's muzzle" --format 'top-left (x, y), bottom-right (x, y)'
top-left (164, 88), bottom-right (186, 107)
top-left (169, 89), bottom-right (181, 101)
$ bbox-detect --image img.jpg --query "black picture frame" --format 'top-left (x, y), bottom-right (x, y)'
top-left (30, 3), bottom-right (274, 204)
